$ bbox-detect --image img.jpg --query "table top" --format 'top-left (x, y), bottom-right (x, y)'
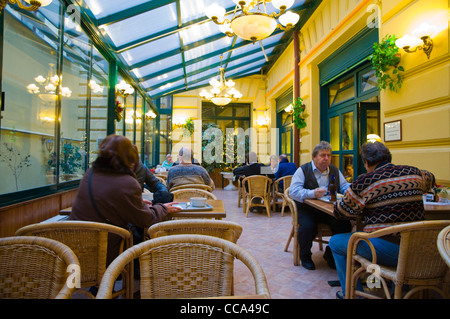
top-left (168, 200), bottom-right (226, 220)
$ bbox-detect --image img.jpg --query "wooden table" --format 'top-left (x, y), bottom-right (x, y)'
top-left (304, 198), bottom-right (450, 231)
top-left (304, 198), bottom-right (364, 231)
top-left (168, 200), bottom-right (226, 220)
top-left (424, 202), bottom-right (450, 220)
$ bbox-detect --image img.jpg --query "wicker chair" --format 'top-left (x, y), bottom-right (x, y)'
top-left (154, 176), bottom-right (166, 185)
top-left (15, 221), bottom-right (133, 299)
top-left (96, 234), bottom-right (270, 299)
top-left (346, 220), bottom-right (450, 299)
top-left (170, 184), bottom-right (213, 192)
top-left (242, 175), bottom-right (273, 218)
top-left (283, 188), bottom-right (333, 266)
top-left (437, 225), bottom-right (450, 267)
top-left (0, 236), bottom-right (80, 299)
top-left (148, 219), bottom-right (243, 243)
top-left (272, 175), bottom-right (293, 216)
top-left (172, 188), bottom-right (217, 201)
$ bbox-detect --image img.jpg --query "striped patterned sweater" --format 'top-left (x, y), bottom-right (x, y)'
top-left (334, 163), bottom-right (434, 232)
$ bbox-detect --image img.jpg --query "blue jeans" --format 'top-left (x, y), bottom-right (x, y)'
top-left (329, 233), bottom-right (400, 295)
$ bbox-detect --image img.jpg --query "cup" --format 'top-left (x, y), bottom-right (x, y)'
top-left (190, 197), bottom-right (206, 207)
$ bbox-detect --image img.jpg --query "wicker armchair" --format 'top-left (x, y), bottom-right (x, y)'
top-left (284, 188), bottom-right (332, 266)
top-left (237, 175), bottom-right (245, 208)
top-left (96, 234), bottom-right (270, 299)
top-left (242, 175), bottom-right (273, 218)
top-left (170, 184), bottom-right (213, 192)
top-left (0, 236), bottom-right (80, 299)
top-left (16, 221), bottom-right (133, 299)
top-left (346, 220), bottom-right (450, 299)
top-left (437, 225), bottom-right (450, 267)
top-left (272, 175), bottom-right (293, 216)
top-left (148, 219), bottom-right (243, 243)
top-left (172, 188), bottom-right (217, 201)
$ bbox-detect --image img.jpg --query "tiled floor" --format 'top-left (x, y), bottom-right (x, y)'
top-left (214, 189), bottom-right (341, 299)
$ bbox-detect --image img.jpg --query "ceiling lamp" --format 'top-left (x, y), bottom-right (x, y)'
top-left (199, 56), bottom-right (242, 106)
top-left (205, 0), bottom-right (300, 44)
top-left (1, 0), bottom-right (52, 14)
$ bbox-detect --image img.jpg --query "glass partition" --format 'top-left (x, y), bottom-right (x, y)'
top-left (0, 4), bottom-right (61, 194)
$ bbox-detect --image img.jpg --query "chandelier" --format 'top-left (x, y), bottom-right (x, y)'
top-left (199, 56), bottom-right (242, 106)
top-left (26, 66), bottom-right (72, 102)
top-left (205, 0), bottom-right (300, 44)
top-left (0, 0), bottom-right (52, 14)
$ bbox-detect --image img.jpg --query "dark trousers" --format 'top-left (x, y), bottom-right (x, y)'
top-left (296, 201), bottom-right (351, 260)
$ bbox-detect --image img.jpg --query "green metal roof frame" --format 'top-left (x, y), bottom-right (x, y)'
top-left (62, 0), bottom-right (322, 103)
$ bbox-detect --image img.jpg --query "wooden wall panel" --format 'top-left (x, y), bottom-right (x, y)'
top-left (0, 188), bottom-right (78, 237)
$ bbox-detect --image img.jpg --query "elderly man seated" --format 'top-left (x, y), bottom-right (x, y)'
top-left (166, 146), bottom-right (215, 191)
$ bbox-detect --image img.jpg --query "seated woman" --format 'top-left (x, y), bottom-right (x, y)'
top-left (69, 134), bottom-right (180, 265)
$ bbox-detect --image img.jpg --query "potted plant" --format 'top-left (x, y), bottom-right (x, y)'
top-left (60, 142), bottom-right (83, 180)
top-left (292, 97), bottom-right (308, 130)
top-left (370, 34), bottom-right (405, 93)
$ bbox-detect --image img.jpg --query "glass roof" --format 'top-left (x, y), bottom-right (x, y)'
top-left (15, 0), bottom-right (319, 101)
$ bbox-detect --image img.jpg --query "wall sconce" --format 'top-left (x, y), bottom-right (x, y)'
top-left (395, 23), bottom-right (438, 60)
top-left (145, 110), bottom-right (156, 119)
top-left (367, 134), bottom-right (381, 143)
top-left (284, 103), bottom-right (294, 114)
top-left (42, 137), bottom-right (54, 153)
top-left (257, 111), bottom-right (270, 127)
top-left (172, 116), bottom-right (186, 128)
top-left (116, 80), bottom-right (134, 97)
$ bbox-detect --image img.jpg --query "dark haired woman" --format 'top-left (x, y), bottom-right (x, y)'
top-left (69, 134), bottom-right (180, 264)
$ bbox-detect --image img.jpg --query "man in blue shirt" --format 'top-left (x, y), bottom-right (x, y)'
top-left (290, 141), bottom-right (351, 270)
top-left (274, 154), bottom-right (297, 190)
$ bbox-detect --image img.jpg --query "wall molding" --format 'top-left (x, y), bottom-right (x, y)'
top-left (386, 137), bottom-right (450, 149)
top-left (384, 95), bottom-right (450, 117)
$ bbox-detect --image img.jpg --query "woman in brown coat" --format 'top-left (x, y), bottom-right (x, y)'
top-left (69, 134), bottom-right (180, 264)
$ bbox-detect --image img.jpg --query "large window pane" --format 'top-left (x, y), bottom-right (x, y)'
top-left (342, 112), bottom-right (353, 151)
top-left (329, 76), bottom-right (355, 107)
top-left (330, 116), bottom-right (339, 151)
top-left (60, 14), bottom-right (90, 182)
top-left (89, 47), bottom-right (108, 164)
top-left (0, 5), bottom-right (61, 194)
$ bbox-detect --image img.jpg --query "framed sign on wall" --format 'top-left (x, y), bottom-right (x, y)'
top-left (384, 120), bottom-right (402, 142)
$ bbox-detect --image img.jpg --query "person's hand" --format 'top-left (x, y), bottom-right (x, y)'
top-left (143, 199), bottom-right (152, 205)
top-left (164, 202), bottom-right (182, 213)
top-left (314, 187), bottom-right (327, 198)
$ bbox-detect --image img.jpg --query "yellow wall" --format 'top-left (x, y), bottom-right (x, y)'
top-left (380, 0), bottom-right (450, 184)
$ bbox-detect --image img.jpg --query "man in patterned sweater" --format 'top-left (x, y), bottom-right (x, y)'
top-left (329, 141), bottom-right (435, 298)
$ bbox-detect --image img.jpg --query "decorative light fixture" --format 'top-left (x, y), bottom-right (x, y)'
top-left (367, 134), bottom-right (381, 143)
top-left (205, 0), bottom-right (300, 44)
top-left (0, 0), bottom-right (52, 14)
top-left (145, 110), bottom-right (156, 119)
top-left (257, 111), bottom-right (270, 127)
top-left (395, 23), bottom-right (438, 59)
top-left (26, 65), bottom-right (72, 102)
top-left (116, 80), bottom-right (134, 97)
top-left (199, 55), bottom-right (242, 106)
top-left (172, 116), bottom-right (186, 128)
top-left (284, 103), bottom-right (294, 114)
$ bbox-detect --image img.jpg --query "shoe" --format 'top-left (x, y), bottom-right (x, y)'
top-left (300, 258), bottom-right (316, 270)
top-left (323, 246), bottom-right (336, 269)
top-left (336, 291), bottom-right (344, 299)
